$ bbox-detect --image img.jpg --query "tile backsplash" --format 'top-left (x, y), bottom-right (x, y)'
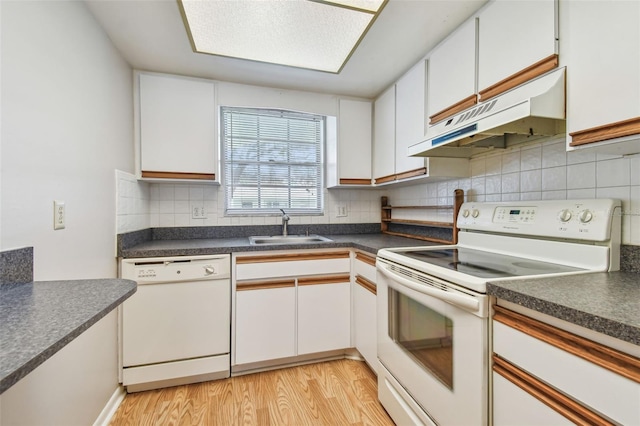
top-left (116, 135), bottom-right (639, 245)
top-left (389, 136), bottom-right (639, 245)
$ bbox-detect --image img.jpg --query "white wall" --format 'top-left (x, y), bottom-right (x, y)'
top-left (0, 1), bottom-right (133, 424)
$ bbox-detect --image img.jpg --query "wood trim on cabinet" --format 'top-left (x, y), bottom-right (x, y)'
top-left (395, 168), bottom-right (427, 181)
top-left (493, 305), bottom-right (640, 384)
top-left (236, 279), bottom-right (296, 291)
top-left (374, 174), bottom-right (396, 185)
top-left (429, 94), bottom-right (478, 125)
top-left (479, 54), bottom-right (559, 101)
top-left (236, 251), bottom-right (351, 264)
top-left (569, 116), bottom-right (640, 147)
top-left (355, 252), bottom-right (376, 267)
top-left (493, 355), bottom-right (615, 426)
top-left (339, 178), bottom-right (372, 185)
top-left (355, 275), bottom-right (376, 295)
top-left (298, 274), bottom-right (351, 286)
top-left (141, 171), bottom-right (216, 181)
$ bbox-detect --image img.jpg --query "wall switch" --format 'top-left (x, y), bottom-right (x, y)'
top-left (53, 200), bottom-right (65, 230)
top-left (192, 206), bottom-right (207, 219)
top-left (336, 203), bottom-right (348, 217)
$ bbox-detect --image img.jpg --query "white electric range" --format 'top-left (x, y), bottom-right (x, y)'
top-left (376, 199), bottom-right (622, 426)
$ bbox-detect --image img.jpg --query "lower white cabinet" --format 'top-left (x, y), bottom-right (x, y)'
top-left (298, 279), bottom-right (350, 355)
top-left (233, 251), bottom-right (351, 368)
top-left (352, 252), bottom-right (378, 373)
top-left (492, 372), bottom-right (573, 426)
top-left (234, 283), bottom-right (296, 365)
top-left (492, 304), bottom-right (640, 426)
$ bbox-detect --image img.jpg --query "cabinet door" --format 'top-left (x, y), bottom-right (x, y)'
top-left (297, 278), bottom-right (351, 355)
top-left (428, 18), bottom-right (477, 123)
top-left (493, 372), bottom-right (574, 426)
top-left (565, 0), bottom-right (640, 149)
top-left (373, 85), bottom-right (396, 183)
top-left (337, 99), bottom-right (372, 185)
top-left (478, 0), bottom-right (557, 98)
top-left (138, 73), bottom-right (217, 180)
top-left (395, 60), bottom-right (428, 177)
top-left (353, 276), bottom-right (377, 373)
top-left (234, 284), bottom-right (296, 365)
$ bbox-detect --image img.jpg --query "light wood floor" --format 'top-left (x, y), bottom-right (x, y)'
top-left (110, 359), bottom-right (394, 425)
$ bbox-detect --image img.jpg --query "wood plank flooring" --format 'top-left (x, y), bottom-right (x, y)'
top-left (110, 359), bottom-right (394, 426)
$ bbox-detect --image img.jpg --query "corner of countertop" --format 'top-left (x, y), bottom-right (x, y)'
top-left (0, 247), bottom-right (33, 285)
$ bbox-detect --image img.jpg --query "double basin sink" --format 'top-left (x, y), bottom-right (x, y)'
top-left (249, 235), bottom-right (333, 246)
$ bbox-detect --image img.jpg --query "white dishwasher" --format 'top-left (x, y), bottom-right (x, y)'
top-left (120, 254), bottom-right (230, 392)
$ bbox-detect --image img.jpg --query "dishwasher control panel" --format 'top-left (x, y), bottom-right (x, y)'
top-left (121, 255), bottom-right (230, 283)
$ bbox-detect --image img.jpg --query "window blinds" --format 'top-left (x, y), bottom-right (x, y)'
top-left (222, 107), bottom-right (324, 214)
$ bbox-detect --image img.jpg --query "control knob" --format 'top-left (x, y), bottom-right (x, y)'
top-left (578, 209), bottom-right (593, 223)
top-left (472, 209), bottom-right (480, 218)
top-left (204, 266), bottom-right (216, 275)
top-left (558, 209), bottom-right (572, 222)
top-left (462, 209), bottom-right (470, 218)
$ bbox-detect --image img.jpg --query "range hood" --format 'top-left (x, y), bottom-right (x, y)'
top-left (409, 67), bottom-right (566, 158)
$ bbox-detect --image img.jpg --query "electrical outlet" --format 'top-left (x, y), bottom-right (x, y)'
top-left (53, 200), bottom-right (65, 230)
top-left (192, 206), bottom-right (207, 219)
top-left (336, 204), bottom-right (348, 217)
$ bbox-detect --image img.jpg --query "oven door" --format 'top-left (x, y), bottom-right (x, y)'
top-left (377, 258), bottom-right (489, 426)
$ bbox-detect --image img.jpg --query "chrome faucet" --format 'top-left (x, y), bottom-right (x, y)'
top-left (280, 209), bottom-right (290, 237)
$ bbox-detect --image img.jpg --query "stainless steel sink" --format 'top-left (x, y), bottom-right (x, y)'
top-left (248, 235), bottom-right (333, 245)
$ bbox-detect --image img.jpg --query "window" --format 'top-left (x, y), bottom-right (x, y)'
top-left (222, 107), bottom-right (324, 215)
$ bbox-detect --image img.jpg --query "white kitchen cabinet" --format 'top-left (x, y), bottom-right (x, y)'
top-left (298, 278), bottom-right (351, 355)
top-left (234, 283), bottom-right (296, 365)
top-left (373, 85), bottom-right (396, 183)
top-left (233, 251), bottom-right (351, 369)
top-left (428, 18), bottom-right (477, 124)
top-left (492, 304), bottom-right (640, 425)
top-left (352, 252), bottom-right (378, 374)
top-left (477, 0), bottom-right (557, 100)
top-left (395, 60), bottom-right (428, 177)
top-left (136, 72), bottom-right (218, 182)
top-left (327, 99), bottom-right (372, 187)
top-left (564, 0), bottom-right (640, 154)
top-left (492, 372), bottom-right (573, 426)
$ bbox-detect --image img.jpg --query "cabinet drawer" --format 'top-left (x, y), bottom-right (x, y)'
top-left (235, 251), bottom-right (350, 281)
top-left (493, 307), bottom-right (640, 425)
top-left (354, 252), bottom-right (376, 284)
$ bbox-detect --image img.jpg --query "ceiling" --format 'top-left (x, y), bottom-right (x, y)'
top-left (85, 0), bottom-right (488, 99)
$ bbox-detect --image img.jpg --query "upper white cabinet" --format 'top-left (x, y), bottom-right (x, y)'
top-left (428, 19), bottom-right (478, 124)
top-left (327, 99), bottom-right (372, 187)
top-left (373, 85), bottom-right (396, 183)
top-left (477, 0), bottom-right (558, 100)
top-left (563, 0), bottom-right (640, 154)
top-left (136, 72), bottom-right (218, 182)
top-left (395, 60), bottom-right (429, 177)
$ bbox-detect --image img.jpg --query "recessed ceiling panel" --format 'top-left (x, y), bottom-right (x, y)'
top-left (179, 0), bottom-right (385, 73)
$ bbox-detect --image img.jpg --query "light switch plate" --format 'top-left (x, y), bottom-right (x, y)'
top-left (336, 204), bottom-right (348, 217)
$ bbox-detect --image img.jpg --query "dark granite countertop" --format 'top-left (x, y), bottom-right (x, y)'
top-left (0, 279), bottom-right (137, 394)
top-left (120, 233), bottom-right (435, 258)
top-left (487, 272), bottom-right (640, 346)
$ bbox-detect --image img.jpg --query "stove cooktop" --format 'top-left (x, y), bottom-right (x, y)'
top-left (400, 247), bottom-right (585, 279)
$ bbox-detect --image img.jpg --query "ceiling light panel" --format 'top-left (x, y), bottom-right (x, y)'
top-left (180, 0), bottom-right (384, 73)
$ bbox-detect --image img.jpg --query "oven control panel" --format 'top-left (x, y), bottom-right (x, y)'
top-left (457, 199), bottom-right (621, 241)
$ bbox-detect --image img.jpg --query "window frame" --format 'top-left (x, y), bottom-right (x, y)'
top-left (221, 106), bottom-right (325, 216)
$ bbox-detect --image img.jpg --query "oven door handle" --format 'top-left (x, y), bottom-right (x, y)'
top-left (378, 264), bottom-right (480, 312)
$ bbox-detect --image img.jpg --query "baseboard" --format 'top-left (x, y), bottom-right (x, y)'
top-left (93, 385), bottom-right (126, 426)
